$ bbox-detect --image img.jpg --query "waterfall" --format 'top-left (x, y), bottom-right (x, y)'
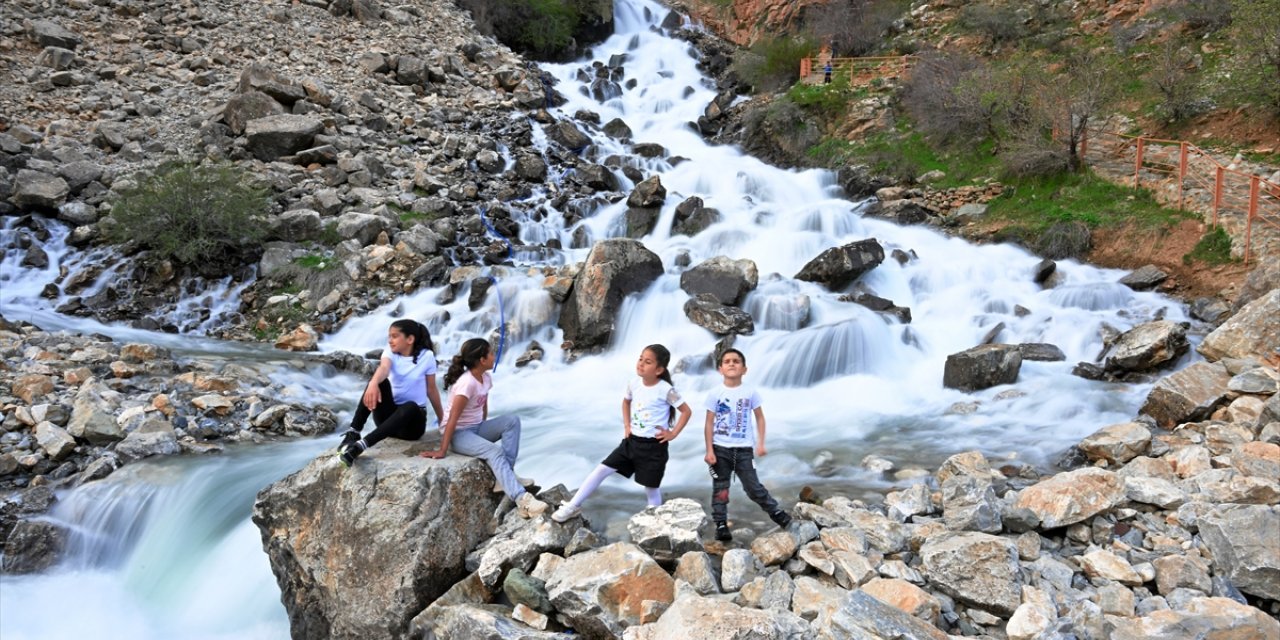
top-left (0, 0), bottom-right (1193, 636)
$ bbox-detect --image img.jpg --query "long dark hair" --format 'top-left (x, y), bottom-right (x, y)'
top-left (644, 344), bottom-right (676, 424)
top-left (391, 319), bottom-right (434, 364)
top-left (444, 338), bottom-right (491, 389)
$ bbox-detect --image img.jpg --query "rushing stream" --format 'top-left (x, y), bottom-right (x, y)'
top-left (0, 0), bottom-right (1195, 637)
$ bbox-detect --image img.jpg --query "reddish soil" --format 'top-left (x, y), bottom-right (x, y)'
top-left (1087, 219), bottom-right (1252, 301)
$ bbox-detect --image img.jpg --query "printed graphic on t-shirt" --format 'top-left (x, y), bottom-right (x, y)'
top-left (712, 396), bottom-right (753, 441)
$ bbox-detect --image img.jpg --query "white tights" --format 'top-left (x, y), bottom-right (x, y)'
top-left (568, 464), bottom-right (663, 508)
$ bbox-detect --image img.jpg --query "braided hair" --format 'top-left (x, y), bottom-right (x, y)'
top-left (444, 338), bottom-right (491, 389)
top-left (391, 319), bottom-right (434, 364)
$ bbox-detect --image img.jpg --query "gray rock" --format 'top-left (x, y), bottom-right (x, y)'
top-left (794, 238), bottom-right (886, 291)
top-left (1199, 289), bottom-right (1280, 362)
top-left (626, 498), bottom-right (707, 564)
top-left (941, 475), bottom-right (1002, 533)
top-left (943, 344), bottom-right (1022, 391)
top-left (1190, 296), bottom-right (1231, 324)
top-left (814, 590), bottom-right (950, 640)
top-left (1119, 265), bottom-right (1168, 291)
top-left (626, 175), bottom-right (665, 208)
top-left (628, 590), bottom-right (811, 640)
top-left (336, 211), bottom-right (391, 246)
top-left (2, 520), bottom-right (68, 574)
top-left (252, 439), bottom-right (503, 640)
top-left (720, 548), bottom-right (761, 592)
top-left (115, 419), bottom-right (180, 462)
top-left (34, 422), bottom-right (76, 461)
top-left (679, 256), bottom-right (758, 306)
top-left (683, 294), bottom-right (754, 335)
top-left (1105, 320), bottom-right (1189, 373)
top-left (673, 551), bottom-right (720, 595)
top-left (1139, 361), bottom-right (1232, 427)
top-left (416, 604), bottom-right (570, 639)
top-left (245, 115), bottom-right (323, 161)
top-left (1197, 504), bottom-right (1280, 601)
top-left (1033, 259), bottom-right (1056, 285)
top-left (545, 542), bottom-right (674, 639)
top-left (1017, 343), bottom-right (1066, 361)
top-left (1228, 369), bottom-right (1279, 394)
top-left (513, 154), bottom-right (547, 182)
top-left (29, 20), bottom-right (83, 50)
top-left (921, 532), bottom-right (1021, 616)
top-left (558, 239), bottom-right (663, 350)
top-left (602, 118), bottom-right (632, 140)
top-left (11, 169), bottom-right (70, 209)
top-left (396, 55), bottom-right (429, 86)
top-left (867, 199), bottom-right (932, 225)
top-left (546, 121), bottom-right (591, 150)
top-left (1078, 421), bottom-right (1151, 464)
top-left (223, 91), bottom-right (285, 135)
top-left (35, 46), bottom-right (76, 70)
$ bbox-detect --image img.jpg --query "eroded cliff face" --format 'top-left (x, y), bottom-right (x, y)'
top-left (666, 0), bottom-right (827, 46)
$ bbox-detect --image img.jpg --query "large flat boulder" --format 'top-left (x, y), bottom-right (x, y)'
top-left (1109, 597), bottom-right (1280, 640)
top-left (245, 115), bottom-right (323, 161)
top-left (1196, 504), bottom-right (1280, 601)
top-left (1012, 467), bottom-right (1125, 529)
top-left (678, 256), bottom-right (758, 306)
top-left (794, 238), bottom-right (885, 291)
top-left (252, 438), bottom-right (502, 640)
top-left (1139, 361), bottom-right (1232, 427)
top-left (1199, 289), bottom-right (1280, 361)
top-left (1104, 320), bottom-right (1189, 373)
top-left (943, 344), bottom-right (1022, 391)
top-left (920, 532), bottom-right (1021, 616)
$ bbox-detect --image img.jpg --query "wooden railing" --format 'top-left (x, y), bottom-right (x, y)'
top-left (799, 55), bottom-right (915, 85)
top-left (1079, 127), bottom-right (1280, 265)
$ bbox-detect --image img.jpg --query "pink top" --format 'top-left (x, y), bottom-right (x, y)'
top-left (448, 371), bottom-right (492, 428)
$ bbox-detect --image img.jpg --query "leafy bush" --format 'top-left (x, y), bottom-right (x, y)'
top-left (958, 2), bottom-right (1028, 45)
top-left (107, 162), bottom-right (269, 273)
top-left (1164, 0), bottom-right (1233, 34)
top-left (454, 0), bottom-right (580, 60)
top-left (734, 35), bottom-right (816, 93)
top-left (1037, 220), bottom-right (1092, 259)
top-left (1151, 39), bottom-right (1206, 122)
top-left (1226, 0), bottom-right (1280, 113)
top-left (786, 75), bottom-right (856, 116)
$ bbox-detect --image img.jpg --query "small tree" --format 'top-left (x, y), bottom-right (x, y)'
top-left (1227, 0), bottom-right (1280, 113)
top-left (107, 162), bottom-right (269, 271)
top-left (902, 51), bottom-right (1031, 150)
top-left (805, 0), bottom-right (907, 57)
top-left (1151, 38), bottom-right (1204, 122)
top-left (1006, 50), bottom-right (1121, 174)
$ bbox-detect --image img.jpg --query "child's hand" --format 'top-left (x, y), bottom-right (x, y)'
top-left (656, 428), bottom-right (674, 442)
top-left (419, 449), bottom-right (447, 459)
top-left (704, 451), bottom-right (716, 465)
top-left (755, 444), bottom-right (767, 457)
top-left (362, 383), bottom-right (380, 411)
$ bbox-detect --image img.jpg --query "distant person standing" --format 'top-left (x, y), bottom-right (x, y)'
top-left (824, 61), bottom-right (833, 84)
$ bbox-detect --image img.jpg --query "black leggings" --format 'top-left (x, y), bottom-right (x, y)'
top-left (351, 379), bottom-right (427, 447)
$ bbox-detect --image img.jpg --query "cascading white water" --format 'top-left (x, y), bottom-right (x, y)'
top-left (0, 0), bottom-right (1197, 636)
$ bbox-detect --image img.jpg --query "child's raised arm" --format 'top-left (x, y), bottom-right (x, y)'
top-left (754, 406), bottom-right (767, 457)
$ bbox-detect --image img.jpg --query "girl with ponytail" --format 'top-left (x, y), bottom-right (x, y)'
top-left (337, 319), bottom-right (445, 467)
top-left (551, 344), bottom-right (693, 523)
top-left (420, 338), bottom-right (548, 519)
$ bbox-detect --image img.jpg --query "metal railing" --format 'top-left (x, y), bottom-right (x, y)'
top-left (799, 55), bottom-right (915, 85)
top-left (1080, 127), bottom-right (1280, 265)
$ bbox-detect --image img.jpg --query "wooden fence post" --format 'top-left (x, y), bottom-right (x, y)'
top-left (1213, 166), bottom-right (1224, 228)
top-left (1245, 176), bottom-right (1260, 266)
top-left (1177, 142), bottom-right (1188, 211)
top-left (1134, 137), bottom-right (1145, 188)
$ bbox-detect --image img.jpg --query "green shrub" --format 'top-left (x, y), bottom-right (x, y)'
top-left (958, 2), bottom-right (1028, 44)
top-left (1036, 220), bottom-right (1092, 259)
top-left (453, 0), bottom-right (579, 60)
top-left (1164, 0), bottom-right (1233, 35)
top-left (735, 35), bottom-right (816, 93)
top-left (1226, 0), bottom-right (1280, 113)
top-left (107, 162), bottom-right (269, 271)
top-left (1184, 226), bottom-right (1236, 264)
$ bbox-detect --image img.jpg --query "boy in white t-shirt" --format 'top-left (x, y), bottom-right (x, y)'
top-left (703, 348), bottom-right (791, 542)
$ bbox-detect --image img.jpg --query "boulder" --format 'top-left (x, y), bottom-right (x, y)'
top-left (223, 90), bottom-right (285, 135)
top-left (335, 211), bottom-right (391, 246)
top-left (1234, 259), bottom-right (1280, 310)
top-left (468, 517), bottom-right (580, 589)
top-left (271, 209), bottom-right (323, 242)
top-left (114, 419), bottom-right (180, 461)
top-left (673, 552), bottom-right (720, 595)
top-left (814, 590), bottom-right (949, 640)
top-left (1199, 289), bottom-right (1280, 361)
top-left (245, 115), bottom-right (323, 161)
top-left (626, 176), bottom-right (665, 208)
top-left (625, 498), bottom-right (707, 564)
top-left (11, 169), bottom-right (70, 209)
top-left (416, 604), bottom-right (568, 639)
top-left (1109, 597), bottom-right (1280, 640)
top-left (1104, 320), bottom-right (1189, 373)
top-left (1078, 421), bottom-right (1151, 464)
top-left (941, 475), bottom-right (1002, 533)
top-left (1197, 504), bottom-right (1280, 601)
top-left (2, 520), bottom-right (68, 574)
top-left (626, 589), bottom-right (810, 640)
top-left (29, 20), bottom-right (82, 50)
top-left (275, 324), bottom-right (319, 351)
top-left (672, 196), bottom-right (720, 237)
top-left (1013, 468), bottom-right (1125, 528)
top-left (1016, 343), bottom-right (1066, 361)
top-left (836, 165), bottom-right (893, 199)
top-left (859, 578), bottom-right (940, 621)
top-left (558, 239), bottom-right (663, 349)
top-left (544, 542), bottom-right (674, 639)
top-left (546, 121), bottom-right (592, 150)
top-left (1119, 265), bottom-right (1168, 291)
top-left (866, 199), bottom-right (932, 225)
top-left (679, 256), bottom-right (758, 306)
top-left (720, 548), bottom-right (761, 592)
top-left (623, 207), bottom-right (660, 238)
top-left (67, 383), bottom-right (125, 445)
top-left (34, 422), bottom-right (76, 461)
top-left (942, 344), bottom-right (1022, 391)
top-left (920, 532), bottom-right (1021, 616)
top-left (794, 239), bottom-right (885, 291)
top-left (514, 154), bottom-right (548, 182)
top-left (1139, 361), bottom-right (1232, 427)
top-left (252, 439), bottom-right (502, 640)
top-left (683, 294), bottom-right (754, 335)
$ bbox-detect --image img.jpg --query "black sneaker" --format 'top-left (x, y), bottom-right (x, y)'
top-left (715, 522), bottom-right (733, 542)
top-left (770, 510), bottom-right (793, 529)
top-left (338, 429), bottom-right (361, 451)
top-left (338, 442), bottom-right (363, 468)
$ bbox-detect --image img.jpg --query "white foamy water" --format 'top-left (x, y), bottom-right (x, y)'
top-left (0, 0), bottom-right (1198, 636)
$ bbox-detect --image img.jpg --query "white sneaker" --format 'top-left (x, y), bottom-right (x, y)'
top-left (517, 476), bottom-right (535, 488)
top-left (493, 479), bottom-right (505, 492)
top-left (551, 503), bottom-right (582, 523)
top-left (516, 492), bottom-right (549, 518)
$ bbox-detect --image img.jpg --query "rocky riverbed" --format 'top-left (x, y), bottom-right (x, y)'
top-left (249, 288), bottom-right (1278, 640)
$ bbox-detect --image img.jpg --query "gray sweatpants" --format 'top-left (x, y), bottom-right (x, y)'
top-left (450, 414), bottom-right (526, 499)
